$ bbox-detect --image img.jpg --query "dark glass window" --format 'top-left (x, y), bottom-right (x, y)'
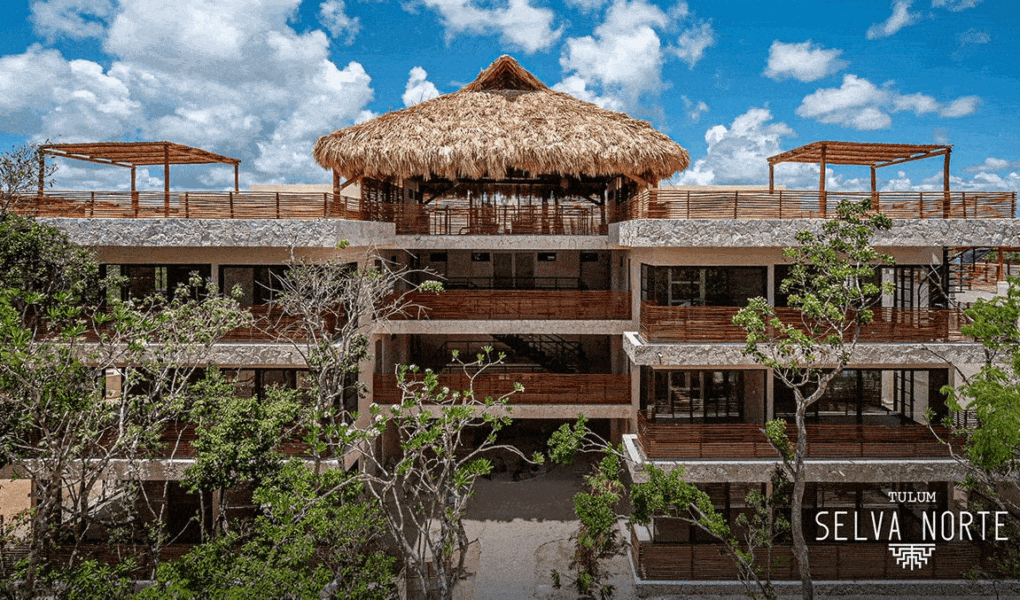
top-left (643, 369), bottom-right (746, 423)
top-left (774, 369), bottom-right (948, 424)
top-left (103, 264), bottom-right (211, 302)
top-left (641, 265), bottom-right (766, 307)
top-left (219, 265), bottom-right (289, 306)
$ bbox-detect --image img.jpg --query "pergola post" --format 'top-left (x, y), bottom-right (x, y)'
top-left (943, 148), bottom-right (952, 218)
top-left (234, 164), bottom-right (240, 192)
top-left (819, 144), bottom-right (827, 216)
top-left (131, 166), bottom-right (138, 216)
top-left (768, 163), bottom-right (775, 194)
top-left (870, 166), bottom-right (878, 211)
top-left (163, 143), bottom-right (170, 217)
top-left (37, 152), bottom-right (45, 200)
top-left (333, 170), bottom-right (341, 217)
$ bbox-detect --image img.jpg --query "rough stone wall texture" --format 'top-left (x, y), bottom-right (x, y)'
top-left (623, 332), bottom-right (988, 368)
top-left (41, 218), bottom-right (395, 248)
top-left (613, 218), bottom-right (1020, 248)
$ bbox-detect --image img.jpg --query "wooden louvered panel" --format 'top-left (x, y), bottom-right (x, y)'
top-left (397, 290), bottom-right (631, 320)
top-left (373, 372), bottom-right (630, 405)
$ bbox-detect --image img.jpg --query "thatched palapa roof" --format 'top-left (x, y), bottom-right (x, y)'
top-left (313, 56), bottom-right (689, 185)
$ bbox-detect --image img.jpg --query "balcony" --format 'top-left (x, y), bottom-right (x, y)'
top-left (632, 531), bottom-right (988, 581)
top-left (639, 302), bottom-right (966, 343)
top-left (372, 372), bottom-right (630, 406)
top-left (621, 188), bottom-right (1017, 220)
top-left (636, 414), bottom-right (956, 460)
top-left (396, 290), bottom-right (630, 320)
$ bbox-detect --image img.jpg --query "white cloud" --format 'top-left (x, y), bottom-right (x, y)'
top-left (796, 74), bottom-right (892, 130)
top-left (319, 0), bottom-right (361, 46)
top-left (674, 107), bottom-right (803, 186)
top-left (1, 0), bottom-right (377, 186)
top-left (879, 169), bottom-right (1019, 193)
top-left (419, 0), bottom-right (561, 54)
top-left (558, 0), bottom-right (709, 110)
top-left (957, 28), bottom-right (990, 45)
top-left (564, 0), bottom-right (608, 13)
top-left (551, 75), bottom-right (625, 111)
top-left (866, 0), bottom-right (920, 39)
top-left (763, 40), bottom-right (848, 82)
top-left (681, 95), bottom-right (708, 123)
top-left (402, 66), bottom-right (441, 107)
top-left (796, 74), bottom-right (980, 130)
top-left (674, 21), bottom-right (715, 68)
top-left (932, 0), bottom-right (981, 11)
top-left (892, 92), bottom-right (939, 114)
top-left (939, 95), bottom-right (979, 117)
top-left (965, 158), bottom-right (1020, 172)
top-left (29, 0), bottom-right (115, 41)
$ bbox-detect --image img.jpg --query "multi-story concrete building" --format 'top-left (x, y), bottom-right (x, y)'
top-left (9, 55), bottom-right (1020, 590)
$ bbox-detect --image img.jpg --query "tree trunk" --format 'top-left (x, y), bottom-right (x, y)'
top-left (792, 396), bottom-right (814, 600)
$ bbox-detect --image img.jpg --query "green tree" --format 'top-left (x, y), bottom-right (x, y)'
top-left (943, 275), bottom-right (1020, 516)
top-left (732, 198), bottom-right (893, 600)
top-left (0, 142), bottom-right (55, 215)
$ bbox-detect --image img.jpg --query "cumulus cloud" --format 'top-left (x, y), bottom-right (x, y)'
top-left (674, 108), bottom-right (809, 186)
top-left (29, 0), bottom-right (115, 41)
top-left (674, 21), bottom-right (715, 68)
top-left (402, 66), bottom-right (441, 107)
top-left (1, 0), bottom-right (377, 186)
top-left (881, 169), bottom-right (1019, 193)
top-left (419, 0), bottom-right (561, 54)
top-left (866, 0), bottom-right (920, 39)
top-left (557, 0), bottom-right (711, 111)
top-left (763, 40), bottom-right (848, 82)
top-left (796, 74), bottom-right (980, 130)
top-left (319, 0), bottom-right (361, 45)
top-left (932, 0), bottom-right (981, 11)
top-left (939, 95), bottom-right (979, 117)
top-left (564, 0), bottom-right (608, 13)
top-left (964, 158), bottom-right (1020, 173)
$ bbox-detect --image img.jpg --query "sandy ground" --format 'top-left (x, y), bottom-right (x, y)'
top-left (458, 459), bottom-right (636, 600)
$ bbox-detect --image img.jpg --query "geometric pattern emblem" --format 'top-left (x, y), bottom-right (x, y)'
top-left (888, 544), bottom-right (936, 570)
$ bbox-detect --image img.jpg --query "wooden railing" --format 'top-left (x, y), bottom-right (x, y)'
top-left (621, 188), bottom-right (1017, 220)
top-left (380, 203), bottom-right (607, 235)
top-left (632, 533), bottom-right (989, 581)
top-left (640, 302), bottom-right (965, 343)
top-left (18, 191), bottom-right (366, 219)
top-left (372, 372), bottom-right (630, 405)
top-left (636, 414), bottom-right (957, 460)
top-left (395, 290), bottom-right (630, 320)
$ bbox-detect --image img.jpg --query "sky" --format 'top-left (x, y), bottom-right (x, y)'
top-left (1, 0), bottom-right (1018, 193)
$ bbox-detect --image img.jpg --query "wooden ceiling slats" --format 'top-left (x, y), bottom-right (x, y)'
top-left (768, 141), bottom-right (951, 167)
top-left (41, 142), bottom-right (240, 166)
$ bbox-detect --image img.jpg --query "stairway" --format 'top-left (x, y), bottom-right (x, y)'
top-left (490, 333), bottom-right (586, 374)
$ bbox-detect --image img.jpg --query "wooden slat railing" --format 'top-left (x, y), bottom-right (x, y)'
top-left (632, 535), bottom-right (989, 581)
top-left (394, 290), bottom-right (631, 320)
top-left (373, 372), bottom-right (630, 405)
top-left (619, 189), bottom-right (1017, 221)
top-left (380, 203), bottom-right (607, 235)
top-left (635, 414), bottom-right (957, 460)
top-left (18, 191), bottom-right (366, 220)
top-left (639, 302), bottom-right (965, 343)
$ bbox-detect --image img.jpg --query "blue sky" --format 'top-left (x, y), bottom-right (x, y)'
top-left (1, 0), bottom-right (1017, 192)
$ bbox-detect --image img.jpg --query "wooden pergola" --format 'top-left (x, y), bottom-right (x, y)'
top-left (39, 142), bottom-right (240, 213)
top-left (768, 141), bottom-right (952, 215)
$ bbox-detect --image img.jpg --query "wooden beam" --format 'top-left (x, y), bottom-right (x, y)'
top-left (163, 143), bottom-right (170, 217)
top-left (769, 163), bottom-right (775, 193)
top-left (819, 143), bottom-right (827, 216)
top-left (874, 148), bottom-right (949, 170)
top-left (943, 148), bottom-right (952, 218)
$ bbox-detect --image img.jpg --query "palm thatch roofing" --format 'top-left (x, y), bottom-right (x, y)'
top-left (313, 56), bottom-right (689, 185)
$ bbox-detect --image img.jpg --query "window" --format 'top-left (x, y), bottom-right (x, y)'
top-left (644, 369), bottom-right (746, 422)
top-left (219, 265), bottom-right (288, 306)
top-left (641, 265), bottom-right (766, 306)
top-left (103, 264), bottom-right (211, 302)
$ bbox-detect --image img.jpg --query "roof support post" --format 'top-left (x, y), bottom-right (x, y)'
top-left (163, 143), bottom-right (170, 217)
top-left (943, 148), bottom-right (952, 218)
top-left (768, 163), bottom-right (774, 194)
top-left (131, 166), bottom-right (138, 216)
top-left (234, 164), bottom-right (239, 192)
top-left (37, 152), bottom-right (45, 199)
top-left (871, 166), bottom-right (878, 212)
top-left (819, 144), bottom-right (827, 217)
top-left (333, 170), bottom-right (341, 217)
